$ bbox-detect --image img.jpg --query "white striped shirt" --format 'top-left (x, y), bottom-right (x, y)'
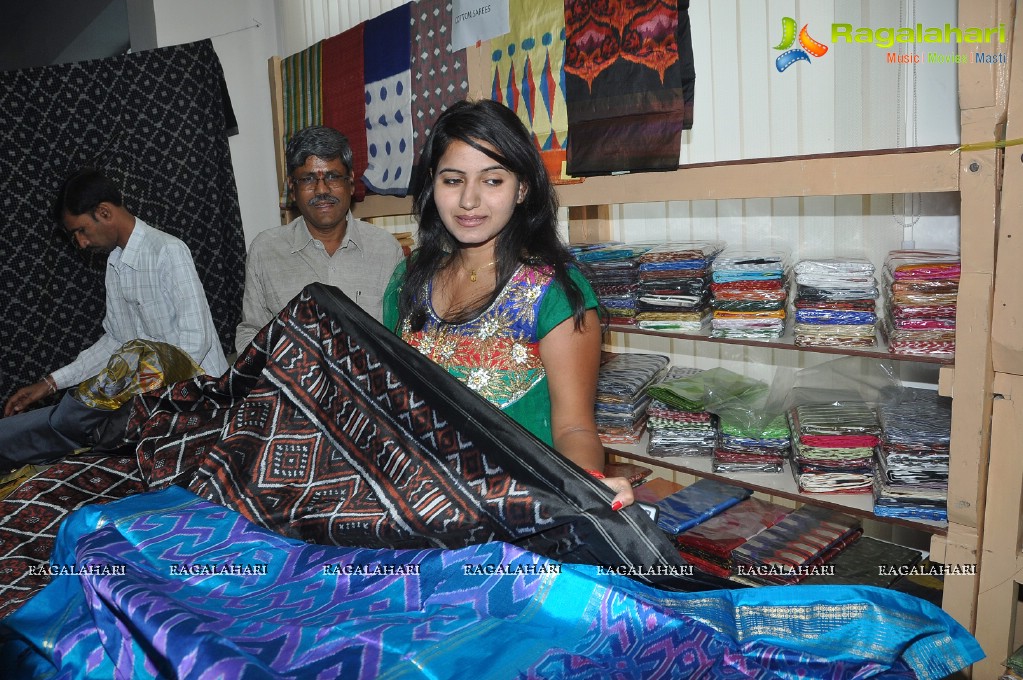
top-left (51, 219), bottom-right (228, 388)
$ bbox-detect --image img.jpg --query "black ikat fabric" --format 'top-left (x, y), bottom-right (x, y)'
top-left (0, 40), bottom-right (245, 403)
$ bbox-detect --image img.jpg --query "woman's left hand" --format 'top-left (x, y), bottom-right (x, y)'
top-left (600, 476), bottom-right (635, 511)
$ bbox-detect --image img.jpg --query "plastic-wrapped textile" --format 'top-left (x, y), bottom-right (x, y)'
top-left (889, 317), bottom-right (956, 331)
top-left (711, 329), bottom-right (785, 340)
top-left (884, 249), bottom-right (960, 280)
top-left (888, 301), bottom-right (957, 318)
top-left (794, 257), bottom-right (875, 276)
top-left (794, 257), bottom-right (875, 286)
top-left (638, 269), bottom-right (708, 280)
top-left (793, 324), bottom-right (877, 348)
top-left (878, 388), bottom-right (951, 447)
top-left (639, 278), bottom-right (709, 296)
top-left (595, 352), bottom-right (670, 402)
top-left (790, 402), bottom-right (880, 437)
top-left (654, 478), bottom-right (753, 535)
top-left (638, 294), bottom-right (706, 310)
top-left (638, 241), bottom-right (727, 264)
top-left (572, 242), bottom-right (654, 263)
top-left (636, 309), bottom-right (710, 331)
top-left (881, 317), bottom-right (955, 356)
top-left (796, 284), bottom-right (881, 302)
top-left (712, 250), bottom-right (788, 276)
top-left (795, 471), bottom-right (875, 494)
top-left (711, 300), bottom-right (785, 313)
top-left (711, 279), bottom-right (786, 293)
top-left (794, 309), bottom-right (877, 325)
top-left (794, 299), bottom-right (875, 311)
top-left (719, 435), bottom-right (790, 456)
top-left (712, 449), bottom-right (785, 473)
top-left (887, 278), bottom-right (959, 295)
top-left (873, 477), bottom-right (948, 522)
top-left (878, 452), bottom-right (949, 486)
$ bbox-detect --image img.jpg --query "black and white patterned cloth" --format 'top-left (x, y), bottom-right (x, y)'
top-left (0, 39), bottom-right (245, 403)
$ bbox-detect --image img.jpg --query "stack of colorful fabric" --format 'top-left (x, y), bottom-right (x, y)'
top-left (881, 249), bottom-right (960, 358)
top-left (873, 388), bottom-right (951, 522)
top-left (644, 367), bottom-right (718, 458)
top-left (673, 497), bottom-right (791, 578)
top-left (731, 505), bottom-right (862, 584)
top-left (709, 251), bottom-right (789, 339)
top-left (788, 402), bottom-right (880, 494)
top-left (654, 477), bottom-right (753, 535)
top-left (594, 352), bottom-right (670, 445)
top-left (635, 241), bottom-right (725, 331)
top-left (572, 242), bottom-right (651, 326)
top-left (792, 258), bottom-right (879, 348)
top-left (713, 412), bottom-right (791, 473)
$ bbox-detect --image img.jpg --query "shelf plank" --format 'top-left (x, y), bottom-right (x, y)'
top-left (557, 145), bottom-right (960, 205)
top-left (605, 439), bottom-right (948, 536)
top-left (351, 145), bottom-right (960, 218)
top-left (607, 325), bottom-right (954, 365)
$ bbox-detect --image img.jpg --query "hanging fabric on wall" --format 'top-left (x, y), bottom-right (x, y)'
top-left (0, 39), bottom-right (245, 404)
top-left (322, 25), bottom-right (368, 203)
top-left (410, 0), bottom-right (470, 184)
top-left (563, 0), bottom-right (695, 176)
top-left (362, 3), bottom-right (414, 196)
top-left (281, 42), bottom-right (323, 138)
top-left (491, 0), bottom-right (573, 183)
top-left (280, 42), bottom-right (324, 206)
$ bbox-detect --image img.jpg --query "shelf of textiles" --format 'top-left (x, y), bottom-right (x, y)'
top-left (645, 477), bottom-right (943, 604)
top-left (595, 353), bottom-right (953, 537)
top-left (575, 241), bottom-right (960, 364)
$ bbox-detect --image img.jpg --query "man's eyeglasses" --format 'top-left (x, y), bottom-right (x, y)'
top-left (291, 172), bottom-right (353, 191)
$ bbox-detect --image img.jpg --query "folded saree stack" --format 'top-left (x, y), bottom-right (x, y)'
top-left (572, 242), bottom-right (652, 326)
top-left (788, 402), bottom-right (880, 494)
top-left (713, 412), bottom-right (791, 473)
top-left (881, 249), bottom-right (960, 358)
top-left (635, 241), bottom-right (724, 331)
top-left (679, 368), bottom-right (791, 473)
top-left (643, 366), bottom-right (718, 457)
top-left (731, 505), bottom-right (862, 584)
top-left (673, 497), bottom-right (791, 577)
top-left (654, 477), bottom-right (753, 535)
top-left (594, 352), bottom-right (670, 444)
top-left (873, 388), bottom-right (951, 522)
top-left (792, 257), bottom-right (879, 348)
top-left (709, 250), bottom-right (789, 339)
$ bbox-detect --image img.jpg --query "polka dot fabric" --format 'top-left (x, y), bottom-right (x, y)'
top-left (362, 4), bottom-right (413, 197)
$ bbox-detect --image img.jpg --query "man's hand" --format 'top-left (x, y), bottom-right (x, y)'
top-left (3, 380), bottom-right (51, 417)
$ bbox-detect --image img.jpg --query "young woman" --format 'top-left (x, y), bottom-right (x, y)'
top-left (384, 99), bottom-right (633, 510)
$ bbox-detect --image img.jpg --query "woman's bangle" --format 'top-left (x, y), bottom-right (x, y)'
top-left (42, 375), bottom-right (56, 395)
top-left (585, 469), bottom-right (606, 480)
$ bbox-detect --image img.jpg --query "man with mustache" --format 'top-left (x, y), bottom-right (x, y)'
top-left (0, 167), bottom-right (228, 466)
top-left (234, 126), bottom-right (404, 352)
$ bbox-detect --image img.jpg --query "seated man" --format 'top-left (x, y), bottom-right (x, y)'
top-left (0, 167), bottom-right (228, 468)
top-left (235, 125), bottom-right (404, 352)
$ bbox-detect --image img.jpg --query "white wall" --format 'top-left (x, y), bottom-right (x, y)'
top-left (128, 0), bottom-right (282, 248)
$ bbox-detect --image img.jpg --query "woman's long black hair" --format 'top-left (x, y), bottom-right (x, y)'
top-left (398, 99), bottom-right (588, 331)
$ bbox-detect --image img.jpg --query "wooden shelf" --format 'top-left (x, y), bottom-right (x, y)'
top-left (606, 437), bottom-right (948, 537)
top-left (607, 325), bottom-right (954, 365)
top-left (352, 145), bottom-right (961, 219)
